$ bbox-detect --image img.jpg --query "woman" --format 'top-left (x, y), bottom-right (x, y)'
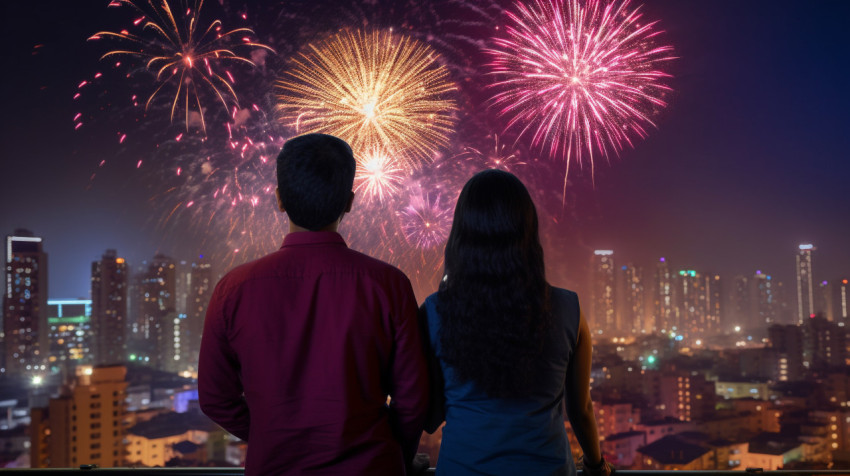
top-left (420, 169), bottom-right (610, 476)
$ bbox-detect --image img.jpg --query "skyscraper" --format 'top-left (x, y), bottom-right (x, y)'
top-left (91, 250), bottom-right (128, 366)
top-left (707, 274), bottom-right (722, 333)
top-left (184, 257), bottom-right (212, 372)
top-left (796, 244), bottom-right (815, 323)
top-left (47, 299), bottom-right (92, 368)
top-left (753, 271), bottom-right (777, 327)
top-left (3, 229), bottom-right (48, 376)
top-left (677, 270), bottom-right (709, 339)
top-left (137, 254), bottom-right (177, 371)
top-left (590, 250), bottom-right (616, 334)
top-left (837, 278), bottom-right (849, 322)
top-left (816, 280), bottom-right (835, 321)
top-left (618, 264), bottom-right (647, 334)
top-left (729, 275), bottom-right (750, 330)
top-left (654, 257), bottom-right (676, 333)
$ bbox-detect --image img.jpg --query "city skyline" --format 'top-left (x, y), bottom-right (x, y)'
top-left (1, 0), bottom-right (848, 299)
top-left (2, 0), bottom-right (849, 470)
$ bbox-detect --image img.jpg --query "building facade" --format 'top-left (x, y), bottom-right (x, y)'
top-left (654, 258), bottom-right (676, 333)
top-left (618, 264), bottom-right (647, 334)
top-left (30, 365), bottom-right (128, 468)
top-left (91, 250), bottom-right (127, 366)
top-left (3, 230), bottom-right (48, 376)
top-left (796, 244), bottom-right (815, 323)
top-left (183, 259), bottom-right (212, 372)
top-left (47, 299), bottom-right (92, 369)
top-left (136, 255), bottom-right (178, 371)
top-left (590, 250), bottom-right (617, 334)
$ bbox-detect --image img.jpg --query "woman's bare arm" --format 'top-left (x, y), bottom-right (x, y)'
top-left (565, 309), bottom-right (603, 464)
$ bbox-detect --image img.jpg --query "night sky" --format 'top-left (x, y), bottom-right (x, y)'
top-left (1, 0), bottom-right (848, 301)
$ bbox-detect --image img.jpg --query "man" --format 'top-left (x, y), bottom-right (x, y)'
top-left (199, 133), bottom-right (428, 475)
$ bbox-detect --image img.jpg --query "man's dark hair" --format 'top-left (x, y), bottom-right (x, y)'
top-left (276, 133), bottom-right (356, 231)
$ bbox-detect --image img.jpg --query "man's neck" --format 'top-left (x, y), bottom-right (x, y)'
top-left (288, 221), bottom-right (339, 234)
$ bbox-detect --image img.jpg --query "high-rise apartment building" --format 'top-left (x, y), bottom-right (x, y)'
top-left (796, 244), bottom-right (815, 323)
top-left (768, 324), bottom-right (804, 381)
top-left (91, 250), bottom-right (128, 366)
top-left (802, 315), bottom-right (847, 371)
top-left (30, 365), bottom-right (128, 468)
top-left (729, 275), bottom-right (750, 331)
top-left (3, 229), bottom-right (48, 376)
top-left (47, 299), bottom-right (92, 368)
top-left (816, 280), bottom-right (835, 321)
top-left (654, 258), bottom-right (676, 333)
top-left (753, 271), bottom-right (777, 327)
top-left (590, 250), bottom-right (617, 334)
top-left (708, 274), bottom-right (722, 333)
top-left (184, 258), bottom-right (212, 371)
top-left (677, 270), bottom-right (709, 339)
top-left (837, 278), bottom-right (849, 321)
top-left (137, 254), bottom-right (178, 371)
top-left (618, 264), bottom-right (647, 334)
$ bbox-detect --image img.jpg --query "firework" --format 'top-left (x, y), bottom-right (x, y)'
top-left (275, 29), bottom-right (457, 165)
top-left (354, 147), bottom-right (406, 205)
top-left (458, 134), bottom-right (525, 172)
top-left (89, 0), bottom-right (273, 132)
top-left (399, 192), bottom-right (453, 250)
top-left (487, 0), bottom-right (674, 177)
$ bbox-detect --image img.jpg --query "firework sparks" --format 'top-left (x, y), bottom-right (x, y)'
top-left (487, 0), bottom-right (674, 178)
top-left (399, 192), bottom-right (453, 250)
top-left (354, 147), bottom-right (406, 204)
top-left (275, 29), bottom-right (457, 165)
top-left (89, 0), bottom-right (273, 132)
top-left (458, 134), bottom-right (525, 172)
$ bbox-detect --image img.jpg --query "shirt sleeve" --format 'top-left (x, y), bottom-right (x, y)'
top-left (198, 278), bottom-right (251, 441)
top-left (387, 275), bottom-right (430, 466)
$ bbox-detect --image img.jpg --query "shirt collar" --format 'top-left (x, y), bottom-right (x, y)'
top-left (281, 231), bottom-right (348, 249)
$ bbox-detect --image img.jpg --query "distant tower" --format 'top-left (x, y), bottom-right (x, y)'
top-left (707, 274), bottom-right (722, 333)
top-left (3, 229), bottom-right (48, 376)
top-left (590, 250), bottom-right (616, 334)
top-left (796, 244), bottom-right (815, 323)
top-left (617, 264), bottom-right (646, 334)
top-left (676, 270), bottom-right (709, 339)
top-left (753, 271), bottom-right (777, 327)
top-left (91, 250), bottom-right (128, 366)
top-left (654, 257), bottom-right (676, 332)
top-left (730, 275), bottom-right (750, 330)
top-left (184, 257), bottom-right (213, 371)
top-left (838, 278), bottom-right (849, 321)
top-left (47, 299), bottom-right (92, 368)
top-left (139, 254), bottom-right (177, 371)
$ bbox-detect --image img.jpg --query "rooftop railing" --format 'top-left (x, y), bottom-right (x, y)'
top-left (4, 469), bottom-right (850, 475)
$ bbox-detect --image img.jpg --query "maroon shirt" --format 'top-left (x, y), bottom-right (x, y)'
top-left (199, 231), bottom-right (428, 475)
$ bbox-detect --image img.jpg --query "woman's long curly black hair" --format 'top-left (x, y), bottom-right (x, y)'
top-left (437, 169), bottom-right (551, 399)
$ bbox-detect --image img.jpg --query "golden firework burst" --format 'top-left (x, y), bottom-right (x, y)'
top-left (275, 29), bottom-right (457, 165)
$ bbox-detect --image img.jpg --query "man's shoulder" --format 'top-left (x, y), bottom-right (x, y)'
top-left (218, 245), bottom-right (410, 287)
top-left (341, 247), bottom-right (412, 284)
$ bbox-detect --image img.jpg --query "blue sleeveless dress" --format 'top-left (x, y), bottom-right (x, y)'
top-left (422, 287), bottom-right (581, 476)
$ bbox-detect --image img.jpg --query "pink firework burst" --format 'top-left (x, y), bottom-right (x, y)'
top-left (487, 0), bottom-right (674, 178)
top-left (399, 193), bottom-right (452, 250)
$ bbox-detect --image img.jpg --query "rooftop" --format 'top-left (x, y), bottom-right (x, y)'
top-left (638, 435), bottom-right (711, 465)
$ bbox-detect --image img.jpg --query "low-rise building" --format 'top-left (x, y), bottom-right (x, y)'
top-left (741, 432), bottom-right (804, 470)
top-left (602, 430), bottom-right (645, 467)
top-left (125, 410), bottom-right (219, 467)
top-left (635, 435), bottom-right (712, 470)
